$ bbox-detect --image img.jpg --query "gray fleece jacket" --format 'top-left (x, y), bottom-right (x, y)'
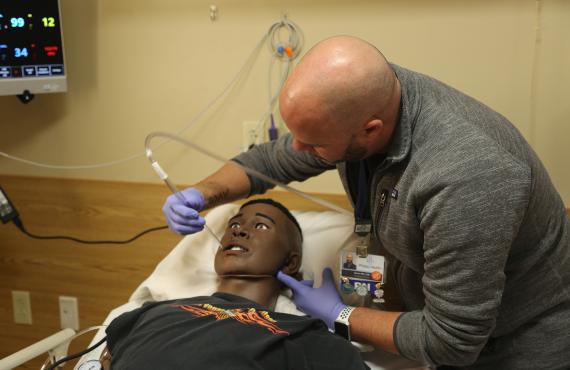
top-left (233, 64), bottom-right (570, 369)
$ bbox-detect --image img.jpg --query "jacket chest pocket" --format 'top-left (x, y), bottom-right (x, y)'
top-left (371, 165), bottom-right (424, 270)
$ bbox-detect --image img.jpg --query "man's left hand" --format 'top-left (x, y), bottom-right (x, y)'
top-left (277, 267), bottom-right (346, 329)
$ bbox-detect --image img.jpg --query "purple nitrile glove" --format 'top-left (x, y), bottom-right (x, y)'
top-left (162, 187), bottom-right (206, 235)
top-left (277, 267), bottom-right (347, 330)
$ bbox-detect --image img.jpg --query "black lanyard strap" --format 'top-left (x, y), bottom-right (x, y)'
top-left (353, 160), bottom-right (372, 237)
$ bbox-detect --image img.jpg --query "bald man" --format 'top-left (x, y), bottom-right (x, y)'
top-left (163, 36), bottom-right (570, 369)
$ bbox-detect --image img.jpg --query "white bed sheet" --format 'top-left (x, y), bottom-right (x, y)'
top-left (76, 204), bottom-right (426, 369)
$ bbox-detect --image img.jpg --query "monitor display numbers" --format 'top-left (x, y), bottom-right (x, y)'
top-left (14, 46), bottom-right (28, 58)
top-left (42, 16), bottom-right (55, 27)
top-left (0, 1), bottom-right (64, 79)
top-left (10, 16), bottom-right (25, 28)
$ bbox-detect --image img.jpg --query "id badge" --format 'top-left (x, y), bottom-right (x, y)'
top-left (339, 249), bottom-right (386, 304)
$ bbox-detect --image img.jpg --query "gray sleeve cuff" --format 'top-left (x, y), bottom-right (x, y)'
top-left (394, 311), bottom-right (430, 364)
top-left (394, 308), bottom-right (491, 367)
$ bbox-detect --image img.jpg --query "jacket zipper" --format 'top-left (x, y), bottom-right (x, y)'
top-left (374, 189), bottom-right (389, 235)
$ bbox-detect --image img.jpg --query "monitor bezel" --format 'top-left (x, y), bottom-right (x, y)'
top-left (0, 0), bottom-right (67, 97)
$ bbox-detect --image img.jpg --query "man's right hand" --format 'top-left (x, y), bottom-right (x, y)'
top-left (277, 268), bottom-right (346, 330)
top-left (162, 187), bottom-right (206, 235)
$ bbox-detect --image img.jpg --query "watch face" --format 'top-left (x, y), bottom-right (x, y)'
top-left (78, 360), bottom-right (102, 370)
top-left (334, 321), bottom-right (350, 340)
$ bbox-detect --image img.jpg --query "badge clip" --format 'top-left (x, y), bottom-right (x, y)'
top-left (356, 235), bottom-right (369, 258)
top-left (354, 220), bottom-right (371, 258)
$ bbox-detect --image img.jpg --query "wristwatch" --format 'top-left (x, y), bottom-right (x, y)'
top-left (334, 306), bottom-right (355, 341)
top-left (77, 360), bottom-right (102, 370)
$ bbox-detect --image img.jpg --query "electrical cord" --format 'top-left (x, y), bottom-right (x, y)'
top-left (12, 217), bottom-right (168, 245)
top-left (2, 186), bottom-right (168, 245)
top-left (45, 335), bottom-right (107, 370)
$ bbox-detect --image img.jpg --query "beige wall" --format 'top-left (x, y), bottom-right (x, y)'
top-left (0, 0), bottom-right (568, 204)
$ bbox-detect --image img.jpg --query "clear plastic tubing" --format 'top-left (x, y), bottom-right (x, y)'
top-left (144, 131), bottom-right (351, 219)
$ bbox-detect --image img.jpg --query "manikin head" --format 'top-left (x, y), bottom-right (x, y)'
top-left (214, 199), bottom-right (303, 278)
top-left (279, 35), bottom-right (402, 164)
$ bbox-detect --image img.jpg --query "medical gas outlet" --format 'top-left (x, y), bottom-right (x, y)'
top-left (242, 121), bottom-right (262, 151)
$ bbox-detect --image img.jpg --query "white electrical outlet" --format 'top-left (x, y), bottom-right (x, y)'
top-left (12, 290), bottom-right (32, 324)
top-left (242, 121), bottom-right (261, 152)
top-left (59, 296), bottom-right (80, 331)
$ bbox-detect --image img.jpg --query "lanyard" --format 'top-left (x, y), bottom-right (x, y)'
top-left (354, 160), bottom-right (372, 235)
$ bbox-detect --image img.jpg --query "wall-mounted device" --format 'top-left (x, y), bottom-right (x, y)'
top-left (0, 186), bottom-right (19, 224)
top-left (0, 0), bottom-right (66, 102)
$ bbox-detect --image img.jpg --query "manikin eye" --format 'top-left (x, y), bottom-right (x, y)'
top-left (255, 223), bottom-right (268, 230)
top-left (229, 222), bottom-right (240, 229)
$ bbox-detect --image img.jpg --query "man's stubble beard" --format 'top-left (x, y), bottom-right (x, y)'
top-left (326, 139), bottom-right (367, 165)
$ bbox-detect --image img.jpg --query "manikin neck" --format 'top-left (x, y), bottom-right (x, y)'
top-left (216, 276), bottom-right (282, 310)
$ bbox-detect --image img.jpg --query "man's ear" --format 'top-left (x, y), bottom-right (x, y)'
top-left (363, 118), bottom-right (383, 138)
top-left (281, 252), bottom-right (301, 275)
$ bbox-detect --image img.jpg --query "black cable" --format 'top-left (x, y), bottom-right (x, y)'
top-left (13, 217), bottom-right (168, 245)
top-left (46, 335), bottom-right (107, 370)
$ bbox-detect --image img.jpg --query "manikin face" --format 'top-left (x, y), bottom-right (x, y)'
top-left (214, 203), bottom-right (301, 277)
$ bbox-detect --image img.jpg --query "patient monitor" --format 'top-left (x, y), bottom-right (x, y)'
top-left (0, 0), bottom-right (67, 99)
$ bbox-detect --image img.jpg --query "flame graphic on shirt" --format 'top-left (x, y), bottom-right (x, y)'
top-left (174, 304), bottom-right (290, 335)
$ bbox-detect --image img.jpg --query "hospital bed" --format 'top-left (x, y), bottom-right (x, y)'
top-left (2, 203), bottom-right (426, 369)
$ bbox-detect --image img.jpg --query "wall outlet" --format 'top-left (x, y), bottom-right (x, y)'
top-left (12, 290), bottom-right (32, 324)
top-left (59, 296), bottom-right (80, 331)
top-left (242, 121), bottom-right (261, 152)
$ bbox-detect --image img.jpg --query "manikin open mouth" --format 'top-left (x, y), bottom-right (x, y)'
top-left (223, 243), bottom-right (249, 252)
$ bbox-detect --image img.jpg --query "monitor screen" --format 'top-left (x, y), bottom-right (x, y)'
top-left (0, 0), bottom-right (66, 96)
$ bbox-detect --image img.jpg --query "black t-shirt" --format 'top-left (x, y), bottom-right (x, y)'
top-left (107, 292), bottom-right (369, 370)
